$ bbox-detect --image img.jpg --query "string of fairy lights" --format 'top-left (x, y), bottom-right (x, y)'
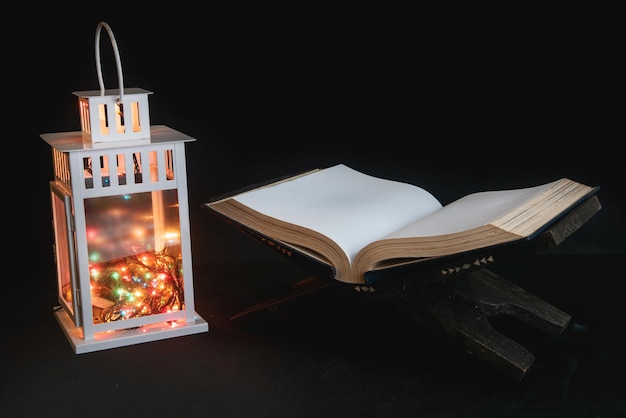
top-left (63, 248), bottom-right (185, 323)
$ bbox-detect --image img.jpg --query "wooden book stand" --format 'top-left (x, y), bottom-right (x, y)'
top-left (228, 195), bottom-right (602, 381)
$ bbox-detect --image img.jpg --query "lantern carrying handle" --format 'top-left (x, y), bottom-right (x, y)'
top-left (94, 22), bottom-right (124, 101)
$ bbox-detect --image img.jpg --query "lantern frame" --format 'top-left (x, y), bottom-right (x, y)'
top-left (43, 126), bottom-right (208, 353)
top-left (41, 22), bottom-right (208, 353)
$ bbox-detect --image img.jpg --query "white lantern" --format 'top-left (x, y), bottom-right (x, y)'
top-left (41, 22), bottom-right (208, 354)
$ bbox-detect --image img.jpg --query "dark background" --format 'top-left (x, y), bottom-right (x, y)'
top-left (6, 7), bottom-right (625, 417)
top-left (13, 9), bottom-right (624, 256)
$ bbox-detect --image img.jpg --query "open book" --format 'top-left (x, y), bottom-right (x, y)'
top-left (203, 164), bottom-right (599, 285)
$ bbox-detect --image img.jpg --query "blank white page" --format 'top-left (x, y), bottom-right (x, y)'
top-left (233, 164), bottom-right (443, 263)
top-left (386, 181), bottom-right (559, 238)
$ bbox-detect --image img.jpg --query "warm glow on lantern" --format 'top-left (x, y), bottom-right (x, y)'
top-left (42, 22), bottom-right (207, 354)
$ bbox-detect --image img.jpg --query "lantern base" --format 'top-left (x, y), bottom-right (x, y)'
top-left (53, 306), bottom-right (209, 354)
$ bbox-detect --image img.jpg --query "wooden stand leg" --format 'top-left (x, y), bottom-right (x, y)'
top-left (390, 269), bottom-right (571, 381)
top-left (229, 268), bottom-right (572, 380)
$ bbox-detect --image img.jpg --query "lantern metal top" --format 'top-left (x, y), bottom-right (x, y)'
top-left (41, 125), bottom-right (196, 152)
top-left (73, 87), bottom-right (153, 99)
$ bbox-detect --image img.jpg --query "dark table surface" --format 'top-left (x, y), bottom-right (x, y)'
top-left (3, 253), bottom-right (624, 417)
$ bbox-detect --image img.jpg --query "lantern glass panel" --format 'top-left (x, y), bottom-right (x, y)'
top-left (84, 189), bottom-right (185, 325)
top-left (50, 186), bottom-right (80, 324)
